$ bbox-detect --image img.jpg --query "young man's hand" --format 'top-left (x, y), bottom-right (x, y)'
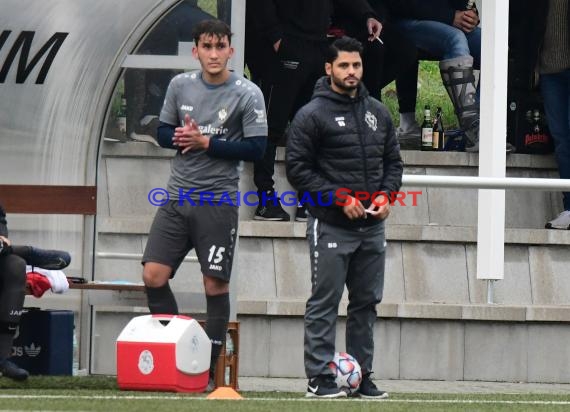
top-left (173, 114), bottom-right (210, 154)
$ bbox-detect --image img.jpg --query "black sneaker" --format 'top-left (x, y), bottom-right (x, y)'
top-left (356, 373), bottom-right (388, 399)
top-left (0, 359), bottom-right (29, 381)
top-left (306, 374), bottom-right (347, 398)
top-left (27, 247), bottom-right (71, 270)
top-left (254, 191), bottom-right (290, 221)
top-left (295, 204), bottom-right (308, 222)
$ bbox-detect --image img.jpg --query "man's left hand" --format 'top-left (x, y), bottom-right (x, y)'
top-left (366, 194), bottom-right (390, 220)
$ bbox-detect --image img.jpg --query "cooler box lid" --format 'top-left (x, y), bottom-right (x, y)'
top-left (117, 314), bottom-right (211, 375)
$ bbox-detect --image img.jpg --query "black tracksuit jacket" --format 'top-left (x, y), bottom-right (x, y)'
top-left (286, 77), bottom-right (403, 229)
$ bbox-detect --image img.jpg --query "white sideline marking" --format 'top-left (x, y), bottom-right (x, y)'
top-left (0, 395), bottom-right (569, 405)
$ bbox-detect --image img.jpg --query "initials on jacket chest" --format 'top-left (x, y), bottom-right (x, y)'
top-left (317, 107), bottom-right (387, 151)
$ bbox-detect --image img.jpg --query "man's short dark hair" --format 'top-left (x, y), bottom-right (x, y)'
top-left (326, 36), bottom-right (364, 63)
top-left (192, 19), bottom-right (233, 45)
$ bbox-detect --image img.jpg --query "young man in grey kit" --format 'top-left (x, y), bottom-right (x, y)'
top-left (141, 19), bottom-right (267, 390)
top-left (286, 36), bottom-right (403, 399)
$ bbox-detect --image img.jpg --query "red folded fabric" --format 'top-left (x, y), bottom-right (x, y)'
top-left (26, 272), bottom-right (52, 298)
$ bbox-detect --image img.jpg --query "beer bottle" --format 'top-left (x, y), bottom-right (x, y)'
top-left (466, 0), bottom-right (476, 10)
top-left (532, 109), bottom-right (541, 134)
top-left (421, 105), bottom-right (433, 151)
top-left (432, 107), bottom-right (445, 151)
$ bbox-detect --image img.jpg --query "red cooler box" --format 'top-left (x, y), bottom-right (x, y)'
top-left (116, 314), bottom-right (211, 392)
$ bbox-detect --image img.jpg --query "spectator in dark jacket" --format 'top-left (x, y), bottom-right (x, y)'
top-left (286, 37), bottom-right (402, 399)
top-left (331, 0), bottom-right (418, 103)
top-left (245, 0), bottom-right (382, 222)
top-left (387, 0), bottom-right (482, 151)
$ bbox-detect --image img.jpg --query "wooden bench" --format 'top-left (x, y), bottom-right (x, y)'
top-left (2, 184), bottom-right (239, 388)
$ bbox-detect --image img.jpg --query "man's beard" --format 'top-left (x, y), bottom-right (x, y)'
top-left (331, 75), bottom-right (359, 93)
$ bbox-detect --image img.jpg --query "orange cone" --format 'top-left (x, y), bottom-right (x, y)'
top-left (206, 387), bottom-right (243, 400)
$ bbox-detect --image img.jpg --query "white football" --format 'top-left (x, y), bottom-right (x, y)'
top-left (328, 352), bottom-right (362, 390)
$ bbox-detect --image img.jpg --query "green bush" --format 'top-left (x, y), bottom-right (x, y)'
top-left (382, 61), bottom-right (459, 130)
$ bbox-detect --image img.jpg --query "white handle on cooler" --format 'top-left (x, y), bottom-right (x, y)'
top-left (151, 314), bottom-right (192, 322)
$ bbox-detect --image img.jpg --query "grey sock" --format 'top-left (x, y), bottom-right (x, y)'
top-left (399, 112), bottom-right (418, 131)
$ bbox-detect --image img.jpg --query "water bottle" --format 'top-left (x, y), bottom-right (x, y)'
top-left (225, 332), bottom-right (234, 386)
top-left (72, 329), bottom-right (79, 376)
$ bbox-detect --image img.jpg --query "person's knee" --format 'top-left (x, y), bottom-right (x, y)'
top-left (203, 275), bottom-right (229, 296)
top-left (142, 262), bottom-right (172, 287)
top-left (443, 28), bottom-right (470, 58)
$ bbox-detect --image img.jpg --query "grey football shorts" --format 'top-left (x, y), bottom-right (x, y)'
top-left (142, 200), bottom-right (238, 281)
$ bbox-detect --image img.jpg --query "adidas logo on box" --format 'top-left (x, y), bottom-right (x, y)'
top-left (24, 343), bottom-right (42, 357)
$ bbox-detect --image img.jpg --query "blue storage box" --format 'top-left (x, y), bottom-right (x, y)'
top-left (10, 308), bottom-right (74, 375)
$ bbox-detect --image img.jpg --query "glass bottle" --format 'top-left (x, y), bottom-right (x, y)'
top-left (421, 105), bottom-right (433, 151)
top-left (225, 332), bottom-right (234, 386)
top-left (432, 107), bottom-right (445, 151)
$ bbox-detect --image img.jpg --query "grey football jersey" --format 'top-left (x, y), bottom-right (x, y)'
top-left (160, 71), bottom-right (267, 202)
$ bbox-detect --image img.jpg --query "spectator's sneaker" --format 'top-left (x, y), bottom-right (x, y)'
top-left (305, 374), bottom-right (347, 398)
top-left (506, 142), bottom-right (516, 154)
top-left (26, 247), bottom-right (71, 270)
top-left (355, 373), bottom-right (388, 399)
top-left (295, 204), bottom-right (308, 222)
top-left (463, 120), bottom-right (480, 153)
top-left (254, 191), bottom-right (290, 221)
top-left (545, 210), bottom-right (570, 230)
top-left (130, 115), bottom-right (160, 146)
top-left (0, 359), bottom-right (29, 381)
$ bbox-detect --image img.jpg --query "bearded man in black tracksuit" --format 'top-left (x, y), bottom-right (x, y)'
top-left (286, 37), bottom-right (403, 398)
top-left (245, 0), bottom-right (382, 222)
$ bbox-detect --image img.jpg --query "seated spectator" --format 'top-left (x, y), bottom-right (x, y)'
top-left (245, 0), bottom-right (382, 221)
top-left (387, 0), bottom-right (482, 151)
top-left (331, 0), bottom-right (418, 104)
top-left (0, 203), bottom-right (71, 381)
top-left (527, 1), bottom-right (570, 229)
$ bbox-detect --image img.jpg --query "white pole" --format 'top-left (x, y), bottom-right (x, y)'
top-left (477, 0), bottom-right (510, 293)
top-left (401, 175), bottom-right (570, 191)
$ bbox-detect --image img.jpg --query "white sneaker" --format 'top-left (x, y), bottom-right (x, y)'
top-left (545, 210), bottom-right (570, 230)
top-left (130, 132), bottom-right (160, 146)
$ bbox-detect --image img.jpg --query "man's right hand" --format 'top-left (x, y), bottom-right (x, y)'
top-left (342, 196), bottom-right (366, 220)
